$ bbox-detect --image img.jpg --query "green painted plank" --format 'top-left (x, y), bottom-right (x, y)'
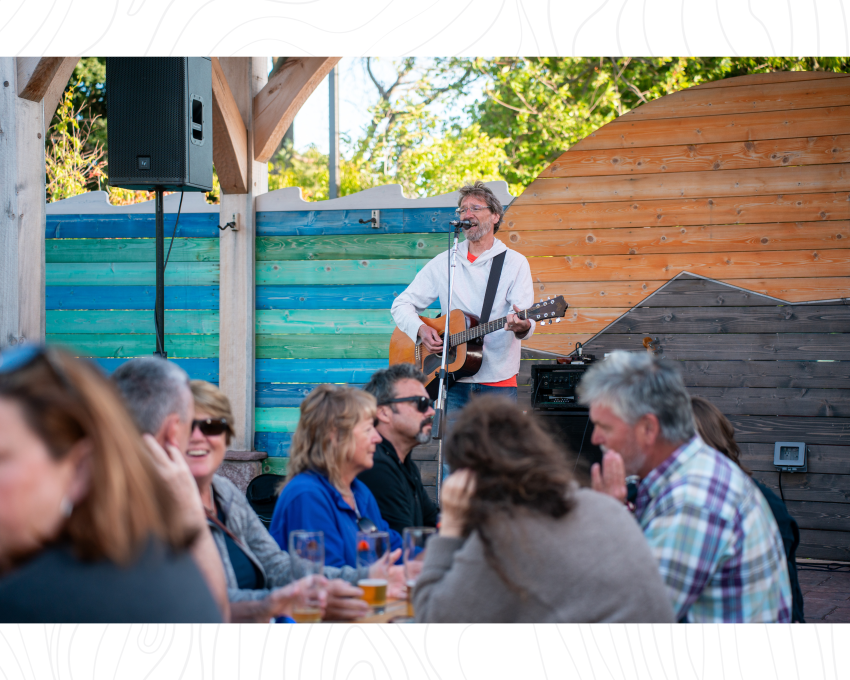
top-left (256, 408), bottom-right (300, 432)
top-left (256, 259), bottom-right (428, 286)
top-left (256, 334), bottom-right (391, 359)
top-left (256, 234), bottom-right (451, 261)
top-left (46, 333), bottom-right (219, 358)
top-left (47, 310), bottom-right (219, 334)
top-left (47, 262), bottom-right (219, 286)
top-left (256, 308), bottom-right (437, 335)
top-left (46, 238), bottom-right (220, 263)
top-left (261, 458), bottom-right (289, 475)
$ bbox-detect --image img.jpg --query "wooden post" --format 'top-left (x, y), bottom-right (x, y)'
top-left (328, 64), bottom-right (340, 199)
top-left (218, 57), bottom-right (268, 453)
top-left (1, 59), bottom-right (21, 349)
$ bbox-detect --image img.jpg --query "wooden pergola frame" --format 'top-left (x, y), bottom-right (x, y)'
top-left (0, 55), bottom-right (340, 453)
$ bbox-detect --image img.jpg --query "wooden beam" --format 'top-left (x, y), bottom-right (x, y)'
top-left (252, 57), bottom-right (340, 163)
top-left (17, 57), bottom-right (78, 115)
top-left (211, 58), bottom-right (248, 195)
top-left (43, 58), bottom-right (79, 123)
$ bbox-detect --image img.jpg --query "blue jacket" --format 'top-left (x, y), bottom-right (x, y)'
top-left (269, 470), bottom-right (403, 569)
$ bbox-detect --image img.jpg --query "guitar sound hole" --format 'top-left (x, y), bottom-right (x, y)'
top-left (422, 347), bottom-right (456, 375)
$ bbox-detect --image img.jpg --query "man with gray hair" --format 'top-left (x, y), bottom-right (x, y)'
top-left (112, 357), bottom-right (230, 618)
top-left (578, 351), bottom-right (791, 623)
top-left (359, 364), bottom-right (439, 533)
top-left (391, 181), bottom-right (535, 415)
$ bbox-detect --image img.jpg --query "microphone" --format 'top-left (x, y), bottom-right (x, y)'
top-left (449, 219), bottom-right (473, 229)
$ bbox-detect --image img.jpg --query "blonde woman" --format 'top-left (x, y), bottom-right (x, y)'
top-left (270, 384), bottom-right (403, 569)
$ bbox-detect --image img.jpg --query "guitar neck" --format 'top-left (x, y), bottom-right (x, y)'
top-left (448, 310), bottom-right (526, 347)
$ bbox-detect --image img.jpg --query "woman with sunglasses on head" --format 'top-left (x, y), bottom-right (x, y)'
top-left (0, 346), bottom-right (222, 623)
top-left (270, 385), bottom-right (404, 577)
top-left (185, 380), bottom-right (387, 621)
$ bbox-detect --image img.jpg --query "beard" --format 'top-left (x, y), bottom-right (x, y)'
top-left (465, 221), bottom-right (491, 242)
top-left (415, 417), bottom-right (433, 444)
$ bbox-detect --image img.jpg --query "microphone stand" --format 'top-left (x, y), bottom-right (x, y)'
top-left (432, 220), bottom-right (467, 502)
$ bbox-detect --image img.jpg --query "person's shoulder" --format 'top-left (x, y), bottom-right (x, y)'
top-left (278, 472), bottom-right (332, 503)
top-left (212, 473), bottom-right (242, 500)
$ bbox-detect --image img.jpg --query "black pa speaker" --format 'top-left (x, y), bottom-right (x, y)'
top-left (106, 57), bottom-right (213, 192)
top-left (536, 411), bottom-right (603, 483)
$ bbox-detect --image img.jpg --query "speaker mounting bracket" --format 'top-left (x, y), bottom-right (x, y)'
top-left (218, 213), bottom-right (238, 232)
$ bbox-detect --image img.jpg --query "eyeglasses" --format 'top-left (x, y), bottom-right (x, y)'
top-left (455, 205), bottom-right (491, 216)
top-left (192, 417), bottom-right (232, 437)
top-left (378, 396), bottom-right (434, 413)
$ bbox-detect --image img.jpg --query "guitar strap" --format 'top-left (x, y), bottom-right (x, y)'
top-left (479, 251), bottom-right (506, 324)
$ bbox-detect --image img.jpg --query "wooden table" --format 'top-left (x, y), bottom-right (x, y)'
top-left (354, 598), bottom-right (412, 623)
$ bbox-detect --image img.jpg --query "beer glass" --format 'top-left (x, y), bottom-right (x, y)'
top-left (356, 531), bottom-right (390, 611)
top-left (289, 530), bottom-right (325, 623)
top-left (403, 527), bottom-right (435, 617)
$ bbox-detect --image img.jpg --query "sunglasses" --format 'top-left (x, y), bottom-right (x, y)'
top-left (378, 396), bottom-right (434, 413)
top-left (357, 516), bottom-right (378, 533)
top-left (192, 417), bottom-right (232, 437)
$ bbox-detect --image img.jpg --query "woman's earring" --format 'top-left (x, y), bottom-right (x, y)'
top-left (60, 497), bottom-right (74, 518)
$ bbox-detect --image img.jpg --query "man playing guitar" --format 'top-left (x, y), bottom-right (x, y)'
top-left (390, 181), bottom-right (535, 419)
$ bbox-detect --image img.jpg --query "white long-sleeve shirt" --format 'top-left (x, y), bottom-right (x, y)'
top-left (391, 237), bottom-right (535, 384)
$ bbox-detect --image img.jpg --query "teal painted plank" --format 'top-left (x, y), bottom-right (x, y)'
top-left (47, 238), bottom-right (220, 263)
top-left (47, 333), bottom-right (219, 358)
top-left (47, 310), bottom-right (219, 334)
top-left (256, 234), bottom-right (451, 261)
top-left (256, 334), bottom-right (391, 359)
top-left (255, 308), bottom-right (437, 334)
top-left (256, 259), bottom-right (428, 285)
top-left (47, 262), bottom-right (219, 286)
top-left (255, 407), bottom-right (300, 432)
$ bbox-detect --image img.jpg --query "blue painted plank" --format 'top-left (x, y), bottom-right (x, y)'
top-left (90, 358), bottom-right (220, 382)
top-left (256, 359), bottom-right (387, 383)
top-left (45, 213), bottom-right (221, 239)
top-left (255, 382), bottom-right (366, 407)
top-left (256, 207), bottom-right (460, 236)
top-left (47, 286), bottom-right (220, 310)
top-left (256, 285), bottom-right (438, 310)
top-left (254, 432), bottom-right (292, 457)
top-left (256, 209), bottom-right (404, 236)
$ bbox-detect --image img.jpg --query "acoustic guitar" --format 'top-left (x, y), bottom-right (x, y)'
top-left (388, 296), bottom-right (569, 398)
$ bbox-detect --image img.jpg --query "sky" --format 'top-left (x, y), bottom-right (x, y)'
top-left (287, 57), bottom-right (486, 156)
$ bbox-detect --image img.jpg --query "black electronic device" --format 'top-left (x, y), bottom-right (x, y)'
top-left (535, 411), bottom-right (603, 481)
top-left (106, 57), bottom-right (213, 192)
top-left (531, 359), bottom-right (595, 411)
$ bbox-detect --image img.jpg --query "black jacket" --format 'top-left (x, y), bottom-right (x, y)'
top-left (754, 479), bottom-right (805, 623)
top-left (358, 437), bottom-right (440, 534)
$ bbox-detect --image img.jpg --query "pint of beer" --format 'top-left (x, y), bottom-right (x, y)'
top-left (356, 531), bottom-right (391, 610)
top-left (357, 578), bottom-right (388, 608)
top-left (292, 607), bottom-right (323, 623)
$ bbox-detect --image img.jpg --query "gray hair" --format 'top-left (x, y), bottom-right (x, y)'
top-left (364, 364), bottom-right (427, 408)
top-left (458, 181), bottom-right (504, 233)
top-left (577, 351), bottom-right (695, 445)
top-left (111, 357), bottom-right (192, 435)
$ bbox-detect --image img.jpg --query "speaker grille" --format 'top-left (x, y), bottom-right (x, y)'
top-left (107, 57), bottom-right (187, 186)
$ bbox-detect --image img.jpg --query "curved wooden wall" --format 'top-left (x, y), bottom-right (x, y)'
top-left (507, 71), bottom-right (850, 355)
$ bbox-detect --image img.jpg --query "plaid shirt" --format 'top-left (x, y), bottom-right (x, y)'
top-left (635, 436), bottom-right (792, 623)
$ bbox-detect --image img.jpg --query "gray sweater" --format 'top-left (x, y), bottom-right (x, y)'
top-left (413, 487), bottom-right (675, 623)
top-left (209, 475), bottom-right (362, 602)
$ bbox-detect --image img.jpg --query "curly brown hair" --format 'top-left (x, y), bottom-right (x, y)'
top-left (444, 395), bottom-right (575, 593)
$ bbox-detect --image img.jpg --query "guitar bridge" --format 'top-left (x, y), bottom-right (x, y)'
top-left (415, 342), bottom-right (421, 367)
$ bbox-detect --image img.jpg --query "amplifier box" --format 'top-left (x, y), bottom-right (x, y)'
top-left (531, 362), bottom-right (593, 411)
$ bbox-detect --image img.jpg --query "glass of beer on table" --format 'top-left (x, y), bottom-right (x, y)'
top-left (356, 531), bottom-right (390, 611)
top-left (289, 530), bottom-right (325, 623)
top-left (403, 527), bottom-right (436, 618)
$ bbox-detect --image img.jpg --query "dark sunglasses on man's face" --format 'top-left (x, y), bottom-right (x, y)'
top-left (378, 396), bottom-right (434, 413)
top-left (192, 417), bottom-right (232, 437)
